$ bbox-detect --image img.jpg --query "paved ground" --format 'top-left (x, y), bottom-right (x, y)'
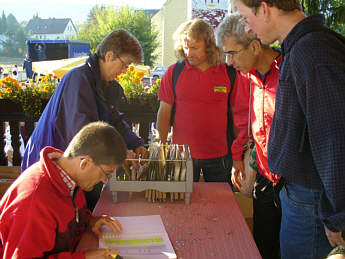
top-left (0, 56), bottom-right (26, 81)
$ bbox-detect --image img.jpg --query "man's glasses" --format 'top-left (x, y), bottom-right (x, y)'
top-left (224, 47), bottom-right (247, 60)
top-left (97, 165), bottom-right (114, 179)
top-left (116, 54), bottom-right (130, 70)
top-left (80, 157), bottom-right (114, 179)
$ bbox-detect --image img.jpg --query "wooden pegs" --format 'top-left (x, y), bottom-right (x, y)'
top-left (147, 189), bottom-right (152, 202)
top-left (152, 189), bottom-right (156, 202)
top-left (174, 192), bottom-right (179, 201)
top-left (180, 192), bottom-right (184, 200)
top-left (157, 190), bottom-right (160, 202)
top-left (163, 192), bottom-right (167, 202)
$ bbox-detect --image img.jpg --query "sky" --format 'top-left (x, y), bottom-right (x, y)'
top-left (1, 0), bottom-right (167, 24)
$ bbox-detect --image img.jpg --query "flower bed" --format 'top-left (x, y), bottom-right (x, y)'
top-left (116, 65), bottom-right (160, 112)
top-left (0, 66), bottom-right (160, 120)
top-left (0, 75), bottom-right (58, 120)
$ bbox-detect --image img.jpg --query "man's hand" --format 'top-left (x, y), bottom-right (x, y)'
top-left (135, 146), bottom-right (149, 160)
top-left (124, 147), bottom-right (147, 169)
top-left (125, 146), bottom-right (149, 169)
top-left (324, 225), bottom-right (345, 247)
top-left (156, 101), bottom-right (172, 143)
top-left (231, 159), bottom-right (245, 189)
top-left (89, 215), bottom-right (122, 237)
top-left (84, 248), bottom-right (120, 259)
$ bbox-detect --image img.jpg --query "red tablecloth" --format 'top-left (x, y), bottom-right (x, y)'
top-left (77, 182), bottom-right (261, 259)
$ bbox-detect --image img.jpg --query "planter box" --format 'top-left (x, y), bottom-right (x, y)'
top-left (0, 98), bottom-right (157, 165)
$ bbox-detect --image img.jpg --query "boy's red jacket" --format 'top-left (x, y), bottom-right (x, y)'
top-left (0, 147), bottom-right (88, 258)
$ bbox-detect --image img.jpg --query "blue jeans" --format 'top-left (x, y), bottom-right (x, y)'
top-left (192, 154), bottom-right (232, 186)
top-left (280, 183), bottom-right (332, 259)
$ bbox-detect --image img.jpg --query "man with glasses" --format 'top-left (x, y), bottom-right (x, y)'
top-left (234, 0), bottom-right (345, 258)
top-left (22, 29), bottom-right (148, 211)
top-left (157, 19), bottom-right (250, 186)
top-left (216, 13), bottom-right (282, 259)
top-left (0, 122), bottom-right (126, 258)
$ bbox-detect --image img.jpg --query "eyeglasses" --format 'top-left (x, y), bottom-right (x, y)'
top-left (224, 47), bottom-right (247, 60)
top-left (115, 54), bottom-right (130, 70)
top-left (97, 165), bottom-right (114, 179)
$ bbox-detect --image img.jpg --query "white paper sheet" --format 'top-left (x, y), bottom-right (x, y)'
top-left (99, 215), bottom-right (176, 259)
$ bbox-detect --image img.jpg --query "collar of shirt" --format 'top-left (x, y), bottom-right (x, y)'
top-left (184, 59), bottom-right (225, 73)
top-left (47, 152), bottom-right (77, 196)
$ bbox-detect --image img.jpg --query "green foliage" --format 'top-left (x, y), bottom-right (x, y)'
top-left (0, 75), bottom-right (58, 119)
top-left (78, 5), bottom-right (159, 66)
top-left (0, 11), bottom-right (7, 34)
top-left (117, 65), bottom-right (159, 111)
top-left (0, 11), bottom-right (28, 57)
top-left (300, 0), bottom-right (345, 35)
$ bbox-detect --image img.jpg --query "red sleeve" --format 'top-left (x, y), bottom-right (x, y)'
top-left (230, 73), bottom-right (251, 161)
top-left (158, 64), bottom-right (175, 105)
top-left (0, 194), bottom-right (85, 259)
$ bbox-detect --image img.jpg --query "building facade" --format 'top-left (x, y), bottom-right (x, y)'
top-left (25, 18), bottom-right (77, 40)
top-left (152, 0), bottom-right (232, 66)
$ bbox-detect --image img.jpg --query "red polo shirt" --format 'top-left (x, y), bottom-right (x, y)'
top-left (158, 60), bottom-right (230, 159)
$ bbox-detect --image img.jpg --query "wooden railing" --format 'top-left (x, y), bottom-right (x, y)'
top-left (0, 99), bottom-right (157, 167)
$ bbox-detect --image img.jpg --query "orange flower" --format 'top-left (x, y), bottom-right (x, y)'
top-left (133, 77), bottom-right (140, 84)
top-left (5, 88), bottom-right (12, 93)
top-left (129, 65), bottom-right (135, 72)
top-left (137, 71), bottom-right (145, 78)
top-left (44, 86), bottom-right (50, 91)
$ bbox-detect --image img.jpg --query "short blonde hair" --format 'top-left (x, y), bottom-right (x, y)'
top-left (173, 19), bottom-right (223, 66)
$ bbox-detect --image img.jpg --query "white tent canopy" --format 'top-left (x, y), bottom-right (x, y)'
top-left (32, 56), bottom-right (88, 79)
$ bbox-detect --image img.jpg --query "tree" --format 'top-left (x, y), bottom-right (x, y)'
top-left (0, 11), bottom-right (7, 34)
top-left (300, 0), bottom-right (345, 35)
top-left (78, 5), bottom-right (158, 66)
top-left (6, 14), bottom-right (19, 32)
top-left (0, 11), bottom-right (28, 57)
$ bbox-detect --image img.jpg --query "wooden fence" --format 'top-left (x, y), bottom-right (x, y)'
top-left (0, 99), bottom-right (157, 166)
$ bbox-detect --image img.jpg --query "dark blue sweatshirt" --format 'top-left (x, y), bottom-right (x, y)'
top-left (268, 15), bottom-right (345, 232)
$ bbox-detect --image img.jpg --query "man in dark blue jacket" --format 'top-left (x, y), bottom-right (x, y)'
top-left (23, 53), bottom-right (33, 79)
top-left (236, 0), bottom-right (345, 259)
top-left (22, 29), bottom-right (147, 211)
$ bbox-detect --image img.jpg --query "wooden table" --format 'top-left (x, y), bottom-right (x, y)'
top-left (77, 182), bottom-right (261, 259)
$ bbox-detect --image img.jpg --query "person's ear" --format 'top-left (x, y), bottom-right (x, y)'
top-left (80, 156), bottom-right (91, 170)
top-left (261, 2), bottom-right (271, 23)
top-left (105, 51), bottom-right (114, 62)
top-left (250, 40), bottom-right (262, 55)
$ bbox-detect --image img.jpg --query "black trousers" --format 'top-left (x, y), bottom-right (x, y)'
top-left (253, 173), bottom-right (282, 259)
